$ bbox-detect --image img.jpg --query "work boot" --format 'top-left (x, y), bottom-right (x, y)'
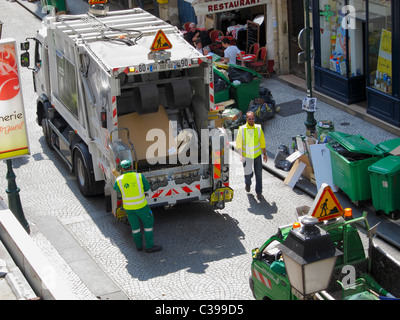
top-left (245, 184), bottom-right (250, 192)
top-left (146, 245), bottom-right (163, 253)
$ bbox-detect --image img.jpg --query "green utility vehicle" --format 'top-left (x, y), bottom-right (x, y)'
top-left (250, 196), bottom-right (397, 300)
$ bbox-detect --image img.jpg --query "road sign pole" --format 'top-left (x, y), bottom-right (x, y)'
top-left (5, 159), bottom-right (30, 234)
top-left (304, 0), bottom-right (316, 135)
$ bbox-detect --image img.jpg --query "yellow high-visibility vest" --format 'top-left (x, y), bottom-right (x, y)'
top-left (117, 172), bottom-right (147, 210)
top-left (241, 124), bottom-right (262, 159)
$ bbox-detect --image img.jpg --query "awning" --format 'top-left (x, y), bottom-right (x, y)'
top-left (191, 0), bottom-right (267, 16)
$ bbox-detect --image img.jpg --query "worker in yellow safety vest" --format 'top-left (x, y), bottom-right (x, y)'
top-left (236, 111), bottom-right (268, 200)
top-left (113, 160), bottom-right (162, 253)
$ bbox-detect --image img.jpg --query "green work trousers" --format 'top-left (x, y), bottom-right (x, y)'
top-left (126, 205), bottom-right (154, 250)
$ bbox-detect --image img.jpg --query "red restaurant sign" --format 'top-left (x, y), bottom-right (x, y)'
top-left (192, 0), bottom-right (267, 15)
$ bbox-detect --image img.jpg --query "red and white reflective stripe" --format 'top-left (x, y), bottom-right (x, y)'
top-left (209, 81), bottom-right (214, 104)
top-left (112, 96), bottom-right (117, 127)
top-left (253, 269), bottom-right (272, 289)
top-left (151, 184), bottom-right (201, 198)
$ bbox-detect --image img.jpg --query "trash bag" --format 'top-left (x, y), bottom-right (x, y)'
top-left (227, 66), bottom-right (254, 83)
top-left (247, 98), bottom-right (275, 124)
top-left (259, 87), bottom-right (276, 117)
top-left (274, 145), bottom-right (293, 171)
top-left (222, 108), bottom-right (243, 130)
top-left (214, 73), bottom-right (228, 92)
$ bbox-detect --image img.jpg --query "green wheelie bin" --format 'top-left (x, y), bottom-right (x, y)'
top-left (368, 155), bottom-right (400, 219)
top-left (327, 132), bottom-right (385, 202)
top-left (225, 65), bottom-right (262, 113)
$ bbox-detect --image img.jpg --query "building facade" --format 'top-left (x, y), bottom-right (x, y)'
top-left (312, 0), bottom-right (400, 127)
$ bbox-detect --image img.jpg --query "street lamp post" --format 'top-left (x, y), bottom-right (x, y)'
top-left (5, 159), bottom-right (30, 234)
top-left (304, 0), bottom-right (317, 135)
top-left (278, 216), bottom-right (342, 299)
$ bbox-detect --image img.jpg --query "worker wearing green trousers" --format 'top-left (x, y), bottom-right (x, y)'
top-left (113, 160), bottom-right (162, 253)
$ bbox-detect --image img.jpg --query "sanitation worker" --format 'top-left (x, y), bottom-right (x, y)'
top-left (113, 160), bottom-right (162, 253)
top-left (236, 111), bottom-right (268, 200)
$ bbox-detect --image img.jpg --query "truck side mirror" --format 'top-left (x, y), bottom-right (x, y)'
top-left (20, 52), bottom-right (30, 68)
top-left (20, 41), bottom-right (30, 51)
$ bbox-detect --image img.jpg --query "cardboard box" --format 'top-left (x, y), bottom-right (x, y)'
top-left (299, 154), bottom-right (314, 180)
top-left (118, 105), bottom-right (177, 163)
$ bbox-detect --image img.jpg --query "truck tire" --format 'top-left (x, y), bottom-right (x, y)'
top-left (73, 144), bottom-right (104, 197)
top-left (41, 117), bottom-right (54, 150)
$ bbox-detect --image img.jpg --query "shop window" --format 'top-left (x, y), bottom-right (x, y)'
top-left (368, 0), bottom-right (392, 95)
top-left (318, 0), bottom-right (365, 78)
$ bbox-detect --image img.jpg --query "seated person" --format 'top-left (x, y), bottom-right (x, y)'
top-left (184, 23), bottom-right (212, 47)
top-left (194, 39), bottom-right (203, 54)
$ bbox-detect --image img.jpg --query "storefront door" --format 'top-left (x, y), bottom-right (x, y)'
top-left (288, 0), bottom-right (305, 78)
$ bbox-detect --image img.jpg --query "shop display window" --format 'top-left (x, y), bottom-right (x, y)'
top-left (368, 0), bottom-right (392, 95)
top-left (318, 0), bottom-right (365, 78)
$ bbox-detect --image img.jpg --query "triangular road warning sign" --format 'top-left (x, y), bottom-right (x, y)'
top-left (150, 29), bottom-right (173, 51)
top-left (308, 183), bottom-right (344, 222)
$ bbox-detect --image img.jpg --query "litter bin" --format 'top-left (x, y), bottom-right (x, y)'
top-left (368, 155), bottom-right (400, 219)
top-left (317, 120), bottom-right (334, 143)
top-left (327, 132), bottom-right (385, 202)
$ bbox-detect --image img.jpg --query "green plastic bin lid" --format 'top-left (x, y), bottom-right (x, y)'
top-left (368, 155), bottom-right (400, 175)
top-left (376, 137), bottom-right (400, 153)
top-left (329, 132), bottom-right (385, 156)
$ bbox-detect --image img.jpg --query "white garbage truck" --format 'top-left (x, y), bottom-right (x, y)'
top-left (21, 7), bottom-right (233, 219)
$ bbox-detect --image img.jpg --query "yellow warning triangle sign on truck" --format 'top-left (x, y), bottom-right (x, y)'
top-left (309, 183), bottom-right (344, 222)
top-left (150, 29), bottom-right (173, 51)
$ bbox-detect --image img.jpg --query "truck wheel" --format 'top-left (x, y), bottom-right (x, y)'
top-left (74, 148), bottom-right (92, 196)
top-left (41, 118), bottom-right (53, 150)
top-left (249, 276), bottom-right (256, 299)
top-left (73, 146), bottom-right (104, 197)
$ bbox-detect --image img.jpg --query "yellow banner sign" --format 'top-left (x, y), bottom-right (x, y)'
top-left (377, 29), bottom-right (392, 77)
top-left (0, 39), bottom-right (30, 160)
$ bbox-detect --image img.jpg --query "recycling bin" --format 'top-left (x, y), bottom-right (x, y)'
top-left (327, 132), bottom-right (385, 202)
top-left (229, 77), bottom-right (261, 113)
top-left (225, 65), bottom-right (262, 113)
top-left (368, 155), bottom-right (400, 218)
